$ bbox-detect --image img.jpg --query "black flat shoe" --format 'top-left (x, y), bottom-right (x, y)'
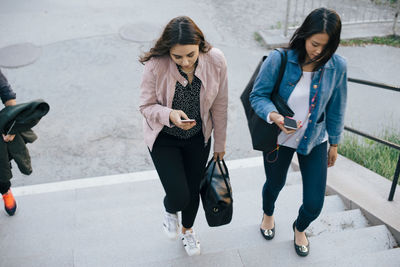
top-left (260, 220), bottom-right (275, 240)
top-left (292, 221), bottom-right (309, 257)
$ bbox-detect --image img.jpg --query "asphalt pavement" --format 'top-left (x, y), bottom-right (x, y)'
top-left (0, 0), bottom-right (399, 186)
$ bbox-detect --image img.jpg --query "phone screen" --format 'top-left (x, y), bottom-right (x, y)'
top-left (284, 117), bottom-right (297, 130)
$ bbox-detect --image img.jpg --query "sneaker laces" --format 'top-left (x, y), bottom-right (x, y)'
top-left (183, 231), bottom-right (198, 248)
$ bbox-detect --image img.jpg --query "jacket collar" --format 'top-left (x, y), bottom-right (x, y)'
top-left (287, 49), bottom-right (334, 70)
top-left (195, 52), bottom-right (207, 89)
top-left (168, 58), bottom-right (187, 86)
top-left (167, 52), bottom-right (208, 88)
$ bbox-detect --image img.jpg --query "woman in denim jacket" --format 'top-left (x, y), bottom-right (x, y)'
top-left (250, 8), bottom-right (347, 257)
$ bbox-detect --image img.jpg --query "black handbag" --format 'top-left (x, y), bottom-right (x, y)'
top-left (200, 157), bottom-right (233, 227)
top-left (240, 49), bottom-right (294, 152)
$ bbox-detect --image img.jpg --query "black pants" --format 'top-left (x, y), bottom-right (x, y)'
top-left (0, 180), bottom-right (10, 194)
top-left (0, 138), bottom-right (12, 195)
top-left (262, 141), bottom-right (328, 232)
top-left (149, 131), bottom-right (211, 229)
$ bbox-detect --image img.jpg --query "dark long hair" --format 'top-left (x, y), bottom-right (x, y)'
top-left (139, 16), bottom-right (212, 63)
top-left (289, 8), bottom-right (342, 70)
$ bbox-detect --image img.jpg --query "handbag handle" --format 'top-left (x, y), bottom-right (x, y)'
top-left (271, 49), bottom-right (287, 98)
top-left (215, 157), bottom-right (233, 199)
top-left (205, 158), bottom-right (217, 184)
top-left (204, 157), bottom-right (233, 199)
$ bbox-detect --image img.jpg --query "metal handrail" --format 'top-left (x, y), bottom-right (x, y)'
top-left (348, 77), bottom-right (400, 92)
top-left (344, 126), bottom-right (400, 151)
top-left (346, 78), bottom-right (400, 201)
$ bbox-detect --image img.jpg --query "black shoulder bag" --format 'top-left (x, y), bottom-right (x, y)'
top-left (240, 49), bottom-right (294, 152)
top-left (200, 157), bottom-right (233, 227)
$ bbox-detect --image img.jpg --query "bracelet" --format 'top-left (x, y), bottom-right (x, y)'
top-left (330, 144), bottom-right (338, 147)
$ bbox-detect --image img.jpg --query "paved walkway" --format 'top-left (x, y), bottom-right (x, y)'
top-left (0, 0), bottom-right (399, 186)
top-left (1, 157), bottom-right (399, 266)
top-left (0, 2), bottom-right (399, 265)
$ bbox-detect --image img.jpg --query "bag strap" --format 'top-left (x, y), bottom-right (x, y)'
top-left (271, 49), bottom-right (287, 98)
top-left (204, 157), bottom-right (233, 199)
top-left (205, 158), bottom-right (217, 184)
top-left (215, 158), bottom-right (233, 199)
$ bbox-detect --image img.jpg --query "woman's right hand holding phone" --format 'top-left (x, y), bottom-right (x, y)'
top-left (269, 112), bottom-right (301, 134)
top-left (169, 109), bottom-right (196, 130)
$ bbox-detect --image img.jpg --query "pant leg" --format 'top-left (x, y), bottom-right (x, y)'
top-left (180, 134), bottom-right (211, 228)
top-left (149, 133), bottom-right (191, 213)
top-left (295, 141), bottom-right (328, 232)
top-left (0, 139), bottom-right (12, 194)
top-left (262, 146), bottom-right (295, 216)
top-left (0, 180), bottom-right (11, 194)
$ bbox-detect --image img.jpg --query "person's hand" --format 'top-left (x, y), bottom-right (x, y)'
top-left (169, 109), bottom-right (196, 130)
top-left (213, 151), bottom-right (225, 161)
top-left (269, 112), bottom-right (301, 134)
top-left (328, 145), bottom-right (338, 167)
top-left (2, 134), bottom-right (15, 142)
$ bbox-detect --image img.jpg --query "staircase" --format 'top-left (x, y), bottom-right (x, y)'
top-left (144, 163), bottom-right (400, 266)
top-left (1, 158), bottom-right (399, 266)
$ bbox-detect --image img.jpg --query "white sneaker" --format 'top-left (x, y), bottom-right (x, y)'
top-left (163, 211), bottom-right (179, 239)
top-left (181, 229), bottom-right (201, 256)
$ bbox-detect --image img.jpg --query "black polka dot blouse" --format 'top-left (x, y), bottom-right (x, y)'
top-left (162, 62), bottom-right (202, 139)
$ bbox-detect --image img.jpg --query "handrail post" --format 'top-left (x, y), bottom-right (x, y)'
top-left (393, 1), bottom-right (400, 35)
top-left (284, 0), bottom-right (292, 37)
top-left (388, 153), bottom-right (400, 201)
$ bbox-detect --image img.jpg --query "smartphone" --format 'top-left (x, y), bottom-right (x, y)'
top-left (181, 119), bottom-right (195, 123)
top-left (284, 117), bottom-right (297, 130)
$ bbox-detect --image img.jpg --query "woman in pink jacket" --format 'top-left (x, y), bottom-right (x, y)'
top-left (139, 16), bottom-right (228, 256)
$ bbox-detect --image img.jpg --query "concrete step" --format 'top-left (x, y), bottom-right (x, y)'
top-left (307, 209), bottom-right (369, 238)
top-left (195, 209), bottom-right (369, 256)
top-left (145, 225), bottom-right (397, 267)
top-left (1, 161), bottom-right (395, 267)
top-left (147, 248), bottom-right (400, 267)
top-left (310, 247), bottom-right (400, 267)
top-left (0, 177), bottom-right (347, 266)
top-left (216, 183), bottom-right (346, 231)
top-left (146, 249), bottom-right (244, 267)
top-left (238, 225), bottom-right (397, 266)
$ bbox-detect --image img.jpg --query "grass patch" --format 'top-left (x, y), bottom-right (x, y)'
top-left (253, 32), bottom-right (266, 47)
top-left (338, 132), bottom-right (400, 183)
top-left (340, 35), bottom-right (400, 48)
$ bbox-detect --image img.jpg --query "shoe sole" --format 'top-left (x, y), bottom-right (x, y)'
top-left (184, 246), bottom-right (201, 256)
top-left (5, 204), bottom-right (17, 216)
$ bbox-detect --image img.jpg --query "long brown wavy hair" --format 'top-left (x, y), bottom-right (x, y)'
top-left (139, 16), bottom-right (212, 63)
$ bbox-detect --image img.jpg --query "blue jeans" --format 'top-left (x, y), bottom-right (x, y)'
top-left (262, 142), bottom-right (328, 232)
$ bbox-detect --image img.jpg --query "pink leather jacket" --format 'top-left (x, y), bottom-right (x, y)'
top-left (139, 47), bottom-right (228, 152)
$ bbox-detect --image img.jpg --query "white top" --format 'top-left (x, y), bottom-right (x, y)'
top-left (268, 71), bottom-right (327, 150)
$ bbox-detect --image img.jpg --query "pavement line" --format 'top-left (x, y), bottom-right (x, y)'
top-left (13, 156), bottom-right (264, 196)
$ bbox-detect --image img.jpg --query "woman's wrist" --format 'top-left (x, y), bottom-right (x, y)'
top-left (330, 144), bottom-right (338, 147)
top-left (269, 111), bottom-right (282, 123)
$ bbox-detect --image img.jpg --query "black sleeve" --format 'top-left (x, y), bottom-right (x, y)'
top-left (0, 70), bottom-right (17, 104)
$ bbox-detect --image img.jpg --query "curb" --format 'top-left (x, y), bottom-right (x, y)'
top-left (257, 22), bottom-right (395, 49)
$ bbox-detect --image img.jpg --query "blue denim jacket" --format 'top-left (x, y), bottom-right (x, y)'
top-left (250, 49), bottom-right (347, 155)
